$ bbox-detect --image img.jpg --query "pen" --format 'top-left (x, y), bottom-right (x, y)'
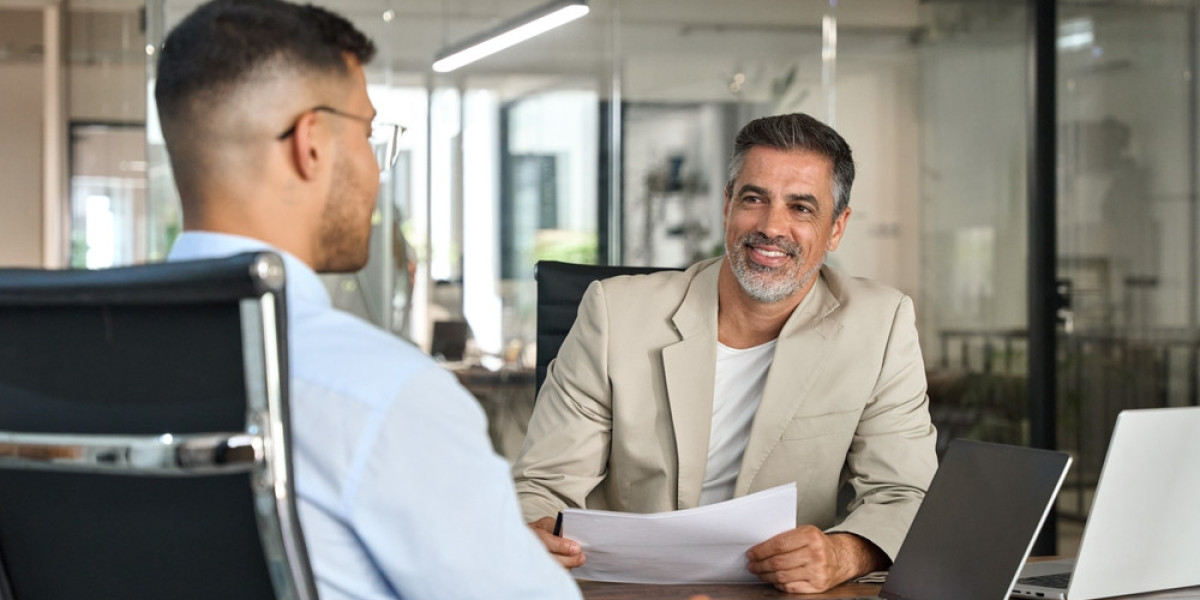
top-left (552, 511), bottom-right (563, 537)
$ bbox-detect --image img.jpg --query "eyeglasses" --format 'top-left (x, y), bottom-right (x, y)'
top-left (277, 105), bottom-right (405, 173)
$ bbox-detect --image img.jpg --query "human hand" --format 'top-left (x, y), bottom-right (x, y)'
top-left (745, 526), bottom-right (884, 593)
top-left (529, 516), bottom-right (585, 569)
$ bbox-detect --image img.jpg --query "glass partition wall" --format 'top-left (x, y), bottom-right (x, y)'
top-left (1054, 0), bottom-right (1200, 554)
top-left (129, 0), bottom-right (1200, 550)
top-left (916, 0), bottom-right (1200, 554)
top-left (914, 1), bottom-right (1031, 456)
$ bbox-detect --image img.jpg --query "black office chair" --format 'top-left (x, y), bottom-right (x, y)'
top-left (534, 260), bottom-right (682, 395)
top-left (0, 252), bottom-right (317, 600)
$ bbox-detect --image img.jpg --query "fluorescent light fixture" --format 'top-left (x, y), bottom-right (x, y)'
top-left (1057, 17), bottom-right (1094, 51)
top-left (432, 0), bottom-right (589, 73)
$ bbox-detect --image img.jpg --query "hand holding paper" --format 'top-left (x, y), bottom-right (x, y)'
top-left (746, 526), bottom-right (887, 593)
top-left (557, 483), bottom-right (797, 584)
top-left (528, 516), bottom-right (584, 568)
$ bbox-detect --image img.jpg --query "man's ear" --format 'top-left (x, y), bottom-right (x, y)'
top-left (827, 206), bottom-right (852, 251)
top-left (722, 189), bottom-right (733, 228)
top-left (289, 111), bottom-right (324, 180)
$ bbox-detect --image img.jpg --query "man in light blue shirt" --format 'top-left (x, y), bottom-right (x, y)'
top-left (155, 1), bottom-right (580, 598)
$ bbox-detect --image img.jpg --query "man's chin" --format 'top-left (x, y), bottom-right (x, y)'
top-left (316, 251), bottom-right (369, 274)
top-left (736, 275), bottom-right (800, 304)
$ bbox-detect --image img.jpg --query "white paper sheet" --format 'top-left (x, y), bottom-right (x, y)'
top-left (560, 483), bottom-right (797, 584)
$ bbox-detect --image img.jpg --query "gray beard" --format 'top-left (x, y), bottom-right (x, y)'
top-left (726, 234), bottom-right (807, 304)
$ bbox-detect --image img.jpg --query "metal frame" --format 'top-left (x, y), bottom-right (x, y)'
top-left (0, 432), bottom-right (261, 475)
top-left (1027, 0), bottom-right (1058, 557)
top-left (240, 288), bottom-right (318, 600)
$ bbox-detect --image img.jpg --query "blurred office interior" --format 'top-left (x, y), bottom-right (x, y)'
top-left (3, 0), bottom-right (1199, 553)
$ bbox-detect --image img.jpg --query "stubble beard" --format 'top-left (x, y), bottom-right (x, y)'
top-left (316, 152), bottom-right (374, 273)
top-left (726, 232), bottom-right (819, 304)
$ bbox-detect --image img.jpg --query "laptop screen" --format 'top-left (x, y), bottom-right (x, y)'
top-left (881, 440), bottom-right (1071, 600)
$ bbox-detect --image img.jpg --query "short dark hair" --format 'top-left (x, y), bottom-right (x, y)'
top-left (155, 0), bottom-right (375, 123)
top-left (724, 113), bottom-right (855, 217)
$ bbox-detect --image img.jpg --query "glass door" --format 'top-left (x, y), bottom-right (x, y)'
top-left (914, 2), bottom-right (1031, 460)
top-left (1055, 0), bottom-right (1199, 554)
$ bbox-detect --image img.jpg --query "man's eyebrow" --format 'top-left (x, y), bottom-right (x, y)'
top-left (785, 193), bottom-right (819, 204)
top-left (735, 184), bottom-right (819, 205)
top-left (735, 184), bottom-right (770, 198)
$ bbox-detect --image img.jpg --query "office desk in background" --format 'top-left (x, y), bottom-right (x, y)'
top-left (449, 364), bottom-right (536, 461)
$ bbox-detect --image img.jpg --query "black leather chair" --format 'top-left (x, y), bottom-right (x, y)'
top-left (0, 252), bottom-right (317, 600)
top-left (534, 260), bottom-right (682, 395)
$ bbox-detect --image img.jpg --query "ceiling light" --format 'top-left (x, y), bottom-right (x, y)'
top-left (432, 0), bottom-right (589, 73)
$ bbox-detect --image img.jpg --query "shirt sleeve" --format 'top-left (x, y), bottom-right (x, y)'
top-left (349, 364), bottom-right (581, 600)
top-left (511, 280), bottom-right (616, 523)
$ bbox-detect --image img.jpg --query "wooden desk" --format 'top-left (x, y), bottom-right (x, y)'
top-left (579, 580), bottom-right (881, 599)
top-left (579, 574), bottom-right (1200, 599)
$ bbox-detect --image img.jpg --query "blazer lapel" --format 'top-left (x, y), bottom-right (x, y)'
top-left (735, 267), bottom-right (844, 496)
top-left (663, 260), bottom-right (721, 510)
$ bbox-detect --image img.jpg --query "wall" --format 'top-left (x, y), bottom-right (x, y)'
top-left (829, 52), bottom-right (921, 298)
top-left (917, 30), bottom-right (1029, 353)
top-left (0, 6), bottom-right (145, 268)
top-left (0, 60), bottom-right (43, 267)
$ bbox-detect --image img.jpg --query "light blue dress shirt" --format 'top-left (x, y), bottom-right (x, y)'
top-left (169, 232), bottom-right (580, 600)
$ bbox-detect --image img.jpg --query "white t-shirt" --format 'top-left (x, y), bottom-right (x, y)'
top-left (699, 339), bottom-right (777, 505)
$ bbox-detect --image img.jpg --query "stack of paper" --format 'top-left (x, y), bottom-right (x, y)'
top-left (560, 483), bottom-right (797, 584)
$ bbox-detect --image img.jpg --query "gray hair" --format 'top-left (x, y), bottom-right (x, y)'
top-left (724, 113), bottom-right (855, 218)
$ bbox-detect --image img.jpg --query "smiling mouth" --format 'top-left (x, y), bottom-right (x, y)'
top-left (743, 246), bottom-right (798, 273)
top-left (735, 233), bottom-right (801, 270)
top-left (751, 247), bottom-right (790, 258)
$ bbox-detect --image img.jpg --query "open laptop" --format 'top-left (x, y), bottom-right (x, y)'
top-left (1012, 406), bottom-right (1200, 600)
top-left (855, 439), bottom-right (1071, 600)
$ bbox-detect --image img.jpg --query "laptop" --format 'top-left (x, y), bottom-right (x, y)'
top-left (1012, 406), bottom-right (1200, 600)
top-left (857, 439), bottom-right (1071, 600)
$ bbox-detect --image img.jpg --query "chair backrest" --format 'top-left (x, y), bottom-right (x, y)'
top-left (534, 260), bottom-right (682, 395)
top-left (0, 252), bottom-right (317, 600)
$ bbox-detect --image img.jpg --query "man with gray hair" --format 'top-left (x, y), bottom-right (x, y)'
top-left (513, 113), bottom-right (937, 593)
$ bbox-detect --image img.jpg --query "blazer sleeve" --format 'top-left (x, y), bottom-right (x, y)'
top-left (512, 280), bottom-right (615, 523)
top-left (827, 294), bottom-right (938, 561)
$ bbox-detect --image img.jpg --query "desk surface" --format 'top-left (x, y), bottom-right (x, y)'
top-left (578, 579), bottom-right (1200, 599)
top-left (578, 580), bottom-right (880, 599)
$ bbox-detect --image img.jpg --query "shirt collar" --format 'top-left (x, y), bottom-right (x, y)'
top-left (166, 231), bottom-right (331, 310)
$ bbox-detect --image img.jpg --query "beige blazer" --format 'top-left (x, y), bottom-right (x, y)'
top-left (512, 257), bottom-right (937, 560)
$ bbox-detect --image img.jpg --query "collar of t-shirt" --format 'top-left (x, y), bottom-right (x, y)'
top-left (700, 338), bottom-right (778, 506)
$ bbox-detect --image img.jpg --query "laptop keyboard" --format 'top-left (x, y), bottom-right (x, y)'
top-left (1018, 572), bottom-right (1071, 588)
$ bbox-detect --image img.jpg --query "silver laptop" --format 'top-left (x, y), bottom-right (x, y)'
top-left (858, 439), bottom-right (1071, 600)
top-left (1012, 406), bottom-right (1200, 600)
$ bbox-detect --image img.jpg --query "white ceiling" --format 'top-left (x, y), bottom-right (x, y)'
top-left (1, 0), bottom-right (925, 101)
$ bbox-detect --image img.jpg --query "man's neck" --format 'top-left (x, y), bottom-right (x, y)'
top-left (716, 262), bottom-right (816, 349)
top-left (184, 199), bottom-right (319, 271)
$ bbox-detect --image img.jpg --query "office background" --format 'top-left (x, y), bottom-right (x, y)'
top-left (2, 0), bottom-right (1196, 553)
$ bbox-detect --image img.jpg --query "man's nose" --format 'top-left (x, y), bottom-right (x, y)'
top-left (758, 201), bottom-right (790, 238)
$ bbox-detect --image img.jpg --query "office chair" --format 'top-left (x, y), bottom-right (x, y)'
top-left (534, 260), bottom-right (682, 395)
top-left (0, 252), bottom-right (317, 600)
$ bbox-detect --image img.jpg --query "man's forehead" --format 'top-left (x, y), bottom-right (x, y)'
top-left (745, 146), bottom-right (831, 170)
top-left (733, 148), bottom-right (834, 192)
